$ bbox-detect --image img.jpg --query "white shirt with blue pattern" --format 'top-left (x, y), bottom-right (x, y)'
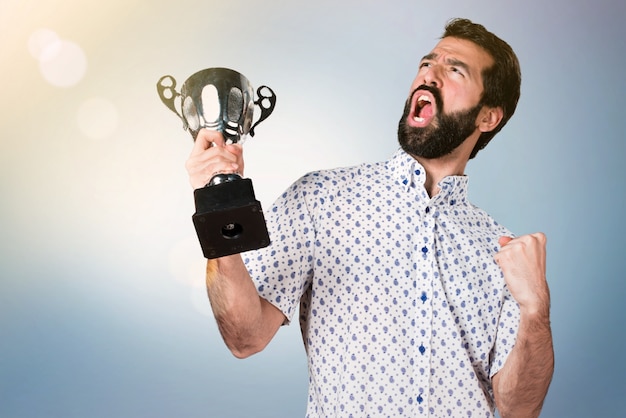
top-left (243, 149), bottom-right (520, 417)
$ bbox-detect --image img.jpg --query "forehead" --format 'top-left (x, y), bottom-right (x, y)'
top-left (426, 36), bottom-right (494, 74)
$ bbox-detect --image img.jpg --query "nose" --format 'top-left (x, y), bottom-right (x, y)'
top-left (422, 65), bottom-right (442, 88)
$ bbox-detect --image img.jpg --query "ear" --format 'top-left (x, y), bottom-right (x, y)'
top-left (478, 106), bottom-right (504, 133)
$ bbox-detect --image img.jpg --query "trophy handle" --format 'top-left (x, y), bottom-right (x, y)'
top-left (249, 85), bottom-right (276, 137)
top-left (157, 75), bottom-right (187, 129)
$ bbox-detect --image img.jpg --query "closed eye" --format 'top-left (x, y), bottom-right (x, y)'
top-left (450, 66), bottom-right (465, 77)
top-left (446, 58), bottom-right (470, 77)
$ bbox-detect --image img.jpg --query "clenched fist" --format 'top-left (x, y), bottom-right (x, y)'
top-left (185, 129), bottom-right (245, 190)
top-left (494, 233), bottom-right (550, 316)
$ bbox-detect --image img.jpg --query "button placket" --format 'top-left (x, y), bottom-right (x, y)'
top-left (412, 202), bottom-right (435, 414)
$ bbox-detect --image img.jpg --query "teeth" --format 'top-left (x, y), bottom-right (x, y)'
top-left (412, 93), bottom-right (431, 124)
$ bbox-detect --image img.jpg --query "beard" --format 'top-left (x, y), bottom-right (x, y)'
top-left (397, 85), bottom-right (483, 159)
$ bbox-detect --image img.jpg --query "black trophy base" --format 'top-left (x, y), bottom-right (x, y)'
top-left (192, 178), bottom-right (270, 259)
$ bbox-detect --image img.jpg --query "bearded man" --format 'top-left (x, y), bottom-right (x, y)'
top-left (185, 18), bottom-right (554, 418)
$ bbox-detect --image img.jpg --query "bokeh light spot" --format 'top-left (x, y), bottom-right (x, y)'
top-left (29, 28), bottom-right (87, 87)
top-left (28, 28), bottom-right (61, 60)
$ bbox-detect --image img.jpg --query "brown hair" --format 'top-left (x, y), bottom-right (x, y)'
top-left (442, 18), bottom-right (521, 158)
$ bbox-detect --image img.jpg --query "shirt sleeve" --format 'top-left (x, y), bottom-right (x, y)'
top-left (489, 283), bottom-right (521, 378)
top-left (487, 226), bottom-right (520, 380)
top-left (242, 175), bottom-right (318, 324)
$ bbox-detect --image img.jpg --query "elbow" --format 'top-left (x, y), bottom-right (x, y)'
top-left (215, 315), bottom-right (269, 359)
top-left (223, 334), bottom-right (268, 359)
top-left (214, 300), bottom-right (282, 359)
top-left (228, 347), bottom-right (260, 360)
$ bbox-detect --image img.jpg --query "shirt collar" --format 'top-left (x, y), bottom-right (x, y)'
top-left (388, 149), bottom-right (469, 205)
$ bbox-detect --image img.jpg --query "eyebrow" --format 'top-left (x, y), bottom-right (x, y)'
top-left (421, 53), bottom-right (471, 74)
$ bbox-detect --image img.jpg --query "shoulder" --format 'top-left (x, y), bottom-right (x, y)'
top-left (464, 202), bottom-right (514, 238)
top-left (288, 159), bottom-right (388, 194)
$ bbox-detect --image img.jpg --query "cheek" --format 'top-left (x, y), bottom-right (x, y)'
top-left (442, 88), bottom-right (479, 113)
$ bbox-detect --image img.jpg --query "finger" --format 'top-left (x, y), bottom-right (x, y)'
top-left (531, 232), bottom-right (547, 246)
top-left (498, 236), bottom-right (514, 247)
top-left (225, 143), bottom-right (243, 160)
top-left (190, 129), bottom-right (224, 156)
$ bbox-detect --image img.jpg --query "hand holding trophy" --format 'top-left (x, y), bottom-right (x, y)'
top-left (157, 68), bottom-right (276, 259)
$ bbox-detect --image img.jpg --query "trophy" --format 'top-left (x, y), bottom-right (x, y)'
top-left (157, 68), bottom-right (276, 259)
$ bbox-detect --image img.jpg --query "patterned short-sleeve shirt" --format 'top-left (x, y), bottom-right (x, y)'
top-left (243, 150), bottom-right (520, 417)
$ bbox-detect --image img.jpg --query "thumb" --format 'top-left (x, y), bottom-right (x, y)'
top-left (225, 142), bottom-right (243, 157)
top-left (191, 129), bottom-right (224, 156)
top-left (498, 236), bottom-right (514, 247)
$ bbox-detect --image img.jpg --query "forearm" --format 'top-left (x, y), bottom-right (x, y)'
top-left (205, 255), bottom-right (278, 358)
top-left (493, 308), bottom-right (554, 418)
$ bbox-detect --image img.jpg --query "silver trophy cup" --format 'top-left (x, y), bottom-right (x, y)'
top-left (157, 68), bottom-right (276, 259)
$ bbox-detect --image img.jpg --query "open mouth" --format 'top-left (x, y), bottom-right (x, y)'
top-left (408, 90), bottom-right (436, 128)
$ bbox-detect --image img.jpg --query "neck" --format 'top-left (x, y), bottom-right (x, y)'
top-left (410, 131), bottom-right (478, 197)
top-left (416, 154), bottom-right (468, 197)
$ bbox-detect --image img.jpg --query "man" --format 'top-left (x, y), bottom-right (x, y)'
top-left (185, 18), bottom-right (554, 418)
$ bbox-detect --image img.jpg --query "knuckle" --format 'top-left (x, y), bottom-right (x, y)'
top-left (530, 232), bottom-right (547, 246)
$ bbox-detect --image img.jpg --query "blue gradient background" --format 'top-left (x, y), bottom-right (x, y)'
top-left (1, 0), bottom-right (625, 417)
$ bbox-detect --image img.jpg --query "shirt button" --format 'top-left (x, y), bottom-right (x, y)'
top-left (421, 246), bottom-right (428, 254)
top-left (425, 207), bottom-right (430, 214)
